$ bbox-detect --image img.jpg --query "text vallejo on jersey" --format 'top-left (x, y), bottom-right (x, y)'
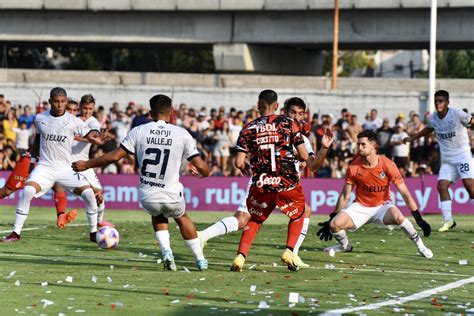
top-left (436, 131), bottom-right (456, 140)
top-left (42, 134), bottom-right (67, 142)
top-left (146, 137), bottom-right (172, 146)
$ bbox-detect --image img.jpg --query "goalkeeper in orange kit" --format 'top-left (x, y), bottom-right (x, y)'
top-left (0, 153), bottom-right (77, 228)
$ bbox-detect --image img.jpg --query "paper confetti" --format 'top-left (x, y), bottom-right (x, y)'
top-left (459, 260), bottom-right (468, 265)
top-left (328, 249), bottom-right (336, 257)
top-left (14, 280), bottom-right (20, 286)
top-left (41, 282), bottom-right (48, 287)
top-left (107, 277), bottom-right (112, 283)
top-left (41, 299), bottom-right (54, 308)
top-left (288, 292), bottom-right (299, 303)
top-left (65, 276), bottom-right (73, 283)
top-left (183, 267), bottom-right (191, 273)
top-left (170, 300), bottom-right (180, 304)
top-left (250, 285), bottom-right (256, 292)
top-left (258, 301), bottom-right (270, 309)
top-left (92, 275), bottom-right (97, 283)
top-left (5, 271), bottom-right (16, 279)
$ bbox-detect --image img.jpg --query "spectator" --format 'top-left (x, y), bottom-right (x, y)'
top-left (213, 121), bottom-right (232, 175)
top-left (406, 113), bottom-right (426, 168)
top-left (18, 105), bottom-right (35, 128)
top-left (13, 122), bottom-right (32, 156)
top-left (346, 114), bottom-right (363, 143)
top-left (390, 123), bottom-right (410, 176)
top-left (377, 118), bottom-right (394, 158)
top-left (3, 110), bottom-right (18, 142)
top-left (363, 108), bottom-right (383, 131)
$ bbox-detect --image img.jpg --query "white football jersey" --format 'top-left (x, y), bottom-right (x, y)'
top-left (35, 110), bottom-right (90, 167)
top-left (427, 108), bottom-right (472, 163)
top-left (71, 116), bottom-right (101, 161)
top-left (121, 120), bottom-right (199, 203)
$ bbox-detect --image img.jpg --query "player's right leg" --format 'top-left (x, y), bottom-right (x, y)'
top-left (199, 179), bottom-right (252, 246)
top-left (1, 182), bottom-right (41, 242)
top-left (326, 209), bottom-right (357, 253)
top-left (53, 183), bottom-right (77, 228)
top-left (151, 214), bottom-right (177, 271)
top-left (437, 163), bottom-right (458, 232)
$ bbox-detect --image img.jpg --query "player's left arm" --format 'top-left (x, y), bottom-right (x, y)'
top-left (307, 128), bottom-right (334, 172)
top-left (395, 181), bottom-right (431, 237)
top-left (72, 146), bottom-right (128, 172)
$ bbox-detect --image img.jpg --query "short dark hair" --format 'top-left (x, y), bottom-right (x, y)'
top-left (50, 87), bottom-right (67, 99)
top-left (80, 94), bottom-right (95, 105)
top-left (434, 90), bottom-right (449, 100)
top-left (357, 130), bottom-right (377, 142)
top-left (284, 97), bottom-right (306, 112)
top-left (67, 99), bottom-right (78, 106)
top-left (258, 89), bottom-right (278, 106)
top-left (149, 94), bottom-right (172, 114)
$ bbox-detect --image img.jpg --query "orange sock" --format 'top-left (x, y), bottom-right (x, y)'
top-left (286, 216), bottom-right (304, 250)
top-left (237, 220), bottom-right (262, 257)
top-left (54, 191), bottom-right (67, 217)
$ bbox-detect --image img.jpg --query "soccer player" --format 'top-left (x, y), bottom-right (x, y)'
top-left (317, 130), bottom-right (433, 258)
top-left (230, 89), bottom-right (309, 272)
top-left (71, 94), bottom-right (113, 227)
top-left (404, 90), bottom-right (474, 232)
top-left (1, 87), bottom-right (105, 242)
top-left (72, 94), bottom-right (210, 271)
top-left (199, 96), bottom-right (332, 269)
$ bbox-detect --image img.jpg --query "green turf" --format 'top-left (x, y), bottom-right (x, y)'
top-left (0, 207), bottom-right (473, 315)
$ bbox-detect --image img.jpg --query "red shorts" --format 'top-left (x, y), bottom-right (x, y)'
top-left (246, 184), bottom-right (305, 222)
top-left (5, 155), bottom-right (31, 191)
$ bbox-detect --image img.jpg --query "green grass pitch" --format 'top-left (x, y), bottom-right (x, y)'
top-left (1, 207), bottom-right (473, 315)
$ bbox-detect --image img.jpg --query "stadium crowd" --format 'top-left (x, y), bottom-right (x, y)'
top-left (1, 93), bottom-right (473, 178)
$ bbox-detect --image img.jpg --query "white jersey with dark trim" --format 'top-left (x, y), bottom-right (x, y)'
top-left (35, 110), bottom-right (90, 167)
top-left (71, 116), bottom-right (101, 161)
top-left (427, 108), bottom-right (472, 163)
top-left (121, 120), bottom-right (199, 203)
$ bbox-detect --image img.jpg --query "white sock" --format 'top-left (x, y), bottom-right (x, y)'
top-left (97, 202), bottom-right (105, 223)
top-left (156, 230), bottom-right (171, 255)
top-left (185, 238), bottom-right (205, 261)
top-left (200, 216), bottom-right (239, 242)
top-left (14, 186), bottom-right (36, 234)
top-left (293, 218), bottom-right (310, 255)
top-left (440, 200), bottom-right (453, 221)
top-left (399, 218), bottom-right (426, 249)
top-left (331, 230), bottom-right (350, 249)
top-left (81, 188), bottom-right (98, 233)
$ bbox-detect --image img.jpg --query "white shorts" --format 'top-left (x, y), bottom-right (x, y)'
top-left (79, 168), bottom-right (102, 190)
top-left (140, 197), bottom-right (186, 218)
top-left (342, 201), bottom-right (395, 231)
top-left (28, 164), bottom-right (92, 198)
top-left (438, 157), bottom-right (474, 182)
top-left (236, 178), bottom-right (252, 213)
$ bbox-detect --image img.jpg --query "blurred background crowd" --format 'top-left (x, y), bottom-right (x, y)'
top-left (1, 93), bottom-right (473, 179)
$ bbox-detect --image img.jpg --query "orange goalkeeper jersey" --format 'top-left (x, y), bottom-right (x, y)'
top-left (345, 155), bottom-right (403, 207)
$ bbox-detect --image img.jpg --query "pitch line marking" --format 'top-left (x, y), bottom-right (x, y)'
top-left (0, 224), bottom-right (88, 234)
top-left (0, 252), bottom-right (471, 278)
top-left (324, 276), bottom-right (474, 315)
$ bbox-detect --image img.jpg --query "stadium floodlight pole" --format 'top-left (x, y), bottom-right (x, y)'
top-left (331, 0), bottom-right (340, 90)
top-left (428, 0), bottom-right (437, 113)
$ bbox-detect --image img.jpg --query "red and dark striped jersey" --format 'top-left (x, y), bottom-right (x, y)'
top-left (236, 114), bottom-right (304, 193)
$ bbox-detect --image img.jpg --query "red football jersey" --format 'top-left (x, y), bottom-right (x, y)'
top-left (236, 114), bottom-right (304, 193)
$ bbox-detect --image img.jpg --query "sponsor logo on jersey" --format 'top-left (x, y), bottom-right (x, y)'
top-left (437, 131), bottom-right (456, 140)
top-left (42, 134), bottom-right (67, 142)
top-left (256, 135), bottom-right (279, 144)
top-left (256, 173), bottom-right (282, 188)
top-left (380, 171), bottom-right (386, 179)
top-left (256, 123), bottom-right (277, 134)
top-left (362, 185), bottom-right (388, 193)
top-left (250, 196), bottom-right (268, 209)
top-left (248, 208), bottom-right (263, 217)
top-left (150, 129), bottom-right (171, 137)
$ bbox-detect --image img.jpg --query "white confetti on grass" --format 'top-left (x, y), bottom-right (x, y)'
top-left (41, 299), bottom-right (54, 308)
top-left (107, 277), bottom-right (112, 283)
top-left (5, 271), bottom-right (16, 279)
top-left (258, 301), bottom-right (270, 308)
top-left (183, 267), bottom-right (191, 273)
top-left (92, 275), bottom-right (97, 283)
top-left (65, 276), bottom-right (73, 283)
top-left (288, 292), bottom-right (299, 303)
top-left (14, 280), bottom-right (20, 286)
top-left (170, 300), bottom-right (180, 304)
top-left (41, 282), bottom-right (48, 287)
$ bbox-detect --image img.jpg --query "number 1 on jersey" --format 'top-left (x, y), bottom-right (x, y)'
top-left (259, 144), bottom-right (276, 172)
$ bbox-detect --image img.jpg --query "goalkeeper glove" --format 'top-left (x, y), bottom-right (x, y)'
top-left (316, 212), bottom-right (337, 241)
top-left (412, 210), bottom-right (431, 237)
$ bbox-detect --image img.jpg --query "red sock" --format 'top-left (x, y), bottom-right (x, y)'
top-left (54, 191), bottom-right (67, 216)
top-left (237, 220), bottom-right (262, 257)
top-left (286, 216), bottom-right (304, 250)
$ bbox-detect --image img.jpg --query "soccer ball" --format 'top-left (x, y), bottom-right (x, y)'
top-left (96, 226), bottom-right (119, 249)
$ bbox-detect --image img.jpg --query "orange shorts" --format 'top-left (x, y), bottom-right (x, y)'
top-left (246, 184), bottom-right (305, 222)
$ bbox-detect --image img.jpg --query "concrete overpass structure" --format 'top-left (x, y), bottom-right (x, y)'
top-left (1, 0), bottom-right (473, 74)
